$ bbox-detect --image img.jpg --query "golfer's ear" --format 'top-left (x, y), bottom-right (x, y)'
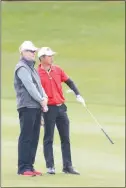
top-left (39, 56), bottom-right (43, 61)
top-left (39, 55), bottom-right (45, 61)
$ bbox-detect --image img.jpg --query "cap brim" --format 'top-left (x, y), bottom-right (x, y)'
top-left (20, 46), bottom-right (38, 53)
top-left (52, 51), bottom-right (56, 55)
top-left (30, 46), bottom-right (38, 51)
top-left (38, 51), bottom-right (56, 58)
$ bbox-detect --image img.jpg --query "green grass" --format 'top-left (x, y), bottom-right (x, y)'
top-left (1, 1), bottom-right (125, 187)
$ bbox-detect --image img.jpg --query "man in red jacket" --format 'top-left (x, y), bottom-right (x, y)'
top-left (37, 47), bottom-right (86, 175)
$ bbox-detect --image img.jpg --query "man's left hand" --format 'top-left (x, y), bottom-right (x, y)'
top-left (76, 95), bottom-right (86, 107)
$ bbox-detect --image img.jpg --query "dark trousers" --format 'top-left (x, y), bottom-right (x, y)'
top-left (43, 104), bottom-right (72, 168)
top-left (18, 107), bottom-right (42, 174)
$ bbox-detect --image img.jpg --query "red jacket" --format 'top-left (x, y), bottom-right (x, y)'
top-left (37, 64), bottom-right (69, 105)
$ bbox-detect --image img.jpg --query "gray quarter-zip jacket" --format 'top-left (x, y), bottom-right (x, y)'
top-left (14, 57), bottom-right (47, 109)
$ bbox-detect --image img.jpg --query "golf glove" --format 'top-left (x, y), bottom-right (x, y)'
top-left (76, 95), bottom-right (86, 106)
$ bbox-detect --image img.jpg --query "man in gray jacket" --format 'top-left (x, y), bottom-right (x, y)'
top-left (14, 41), bottom-right (48, 176)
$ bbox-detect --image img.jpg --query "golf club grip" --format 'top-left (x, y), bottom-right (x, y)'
top-left (101, 128), bottom-right (114, 144)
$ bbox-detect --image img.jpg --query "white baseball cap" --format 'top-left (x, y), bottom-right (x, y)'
top-left (38, 47), bottom-right (56, 58)
top-left (19, 41), bottom-right (38, 53)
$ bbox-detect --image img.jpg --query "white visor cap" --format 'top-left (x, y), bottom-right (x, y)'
top-left (19, 41), bottom-right (38, 53)
top-left (38, 47), bottom-right (56, 58)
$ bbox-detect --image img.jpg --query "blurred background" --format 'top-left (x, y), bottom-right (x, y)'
top-left (1, 1), bottom-right (125, 187)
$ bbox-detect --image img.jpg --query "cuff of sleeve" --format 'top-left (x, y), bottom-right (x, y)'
top-left (41, 96), bottom-right (48, 101)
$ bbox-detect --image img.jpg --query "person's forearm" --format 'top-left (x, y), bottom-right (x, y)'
top-left (17, 67), bottom-right (44, 103)
top-left (24, 83), bottom-right (44, 103)
top-left (41, 87), bottom-right (48, 98)
top-left (65, 78), bottom-right (80, 95)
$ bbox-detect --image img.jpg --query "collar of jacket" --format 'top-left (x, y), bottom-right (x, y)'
top-left (20, 57), bottom-right (36, 68)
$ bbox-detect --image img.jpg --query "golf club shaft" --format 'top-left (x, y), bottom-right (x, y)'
top-left (66, 89), bottom-right (114, 144)
top-left (101, 128), bottom-right (114, 144)
top-left (83, 104), bottom-right (114, 144)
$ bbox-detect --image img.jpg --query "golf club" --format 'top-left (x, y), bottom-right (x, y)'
top-left (83, 103), bottom-right (114, 144)
top-left (66, 89), bottom-right (114, 144)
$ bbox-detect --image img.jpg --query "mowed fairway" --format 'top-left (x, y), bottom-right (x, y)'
top-left (1, 1), bottom-right (125, 187)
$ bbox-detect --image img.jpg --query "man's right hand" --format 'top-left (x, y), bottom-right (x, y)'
top-left (40, 98), bottom-right (48, 112)
top-left (40, 97), bottom-right (48, 107)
